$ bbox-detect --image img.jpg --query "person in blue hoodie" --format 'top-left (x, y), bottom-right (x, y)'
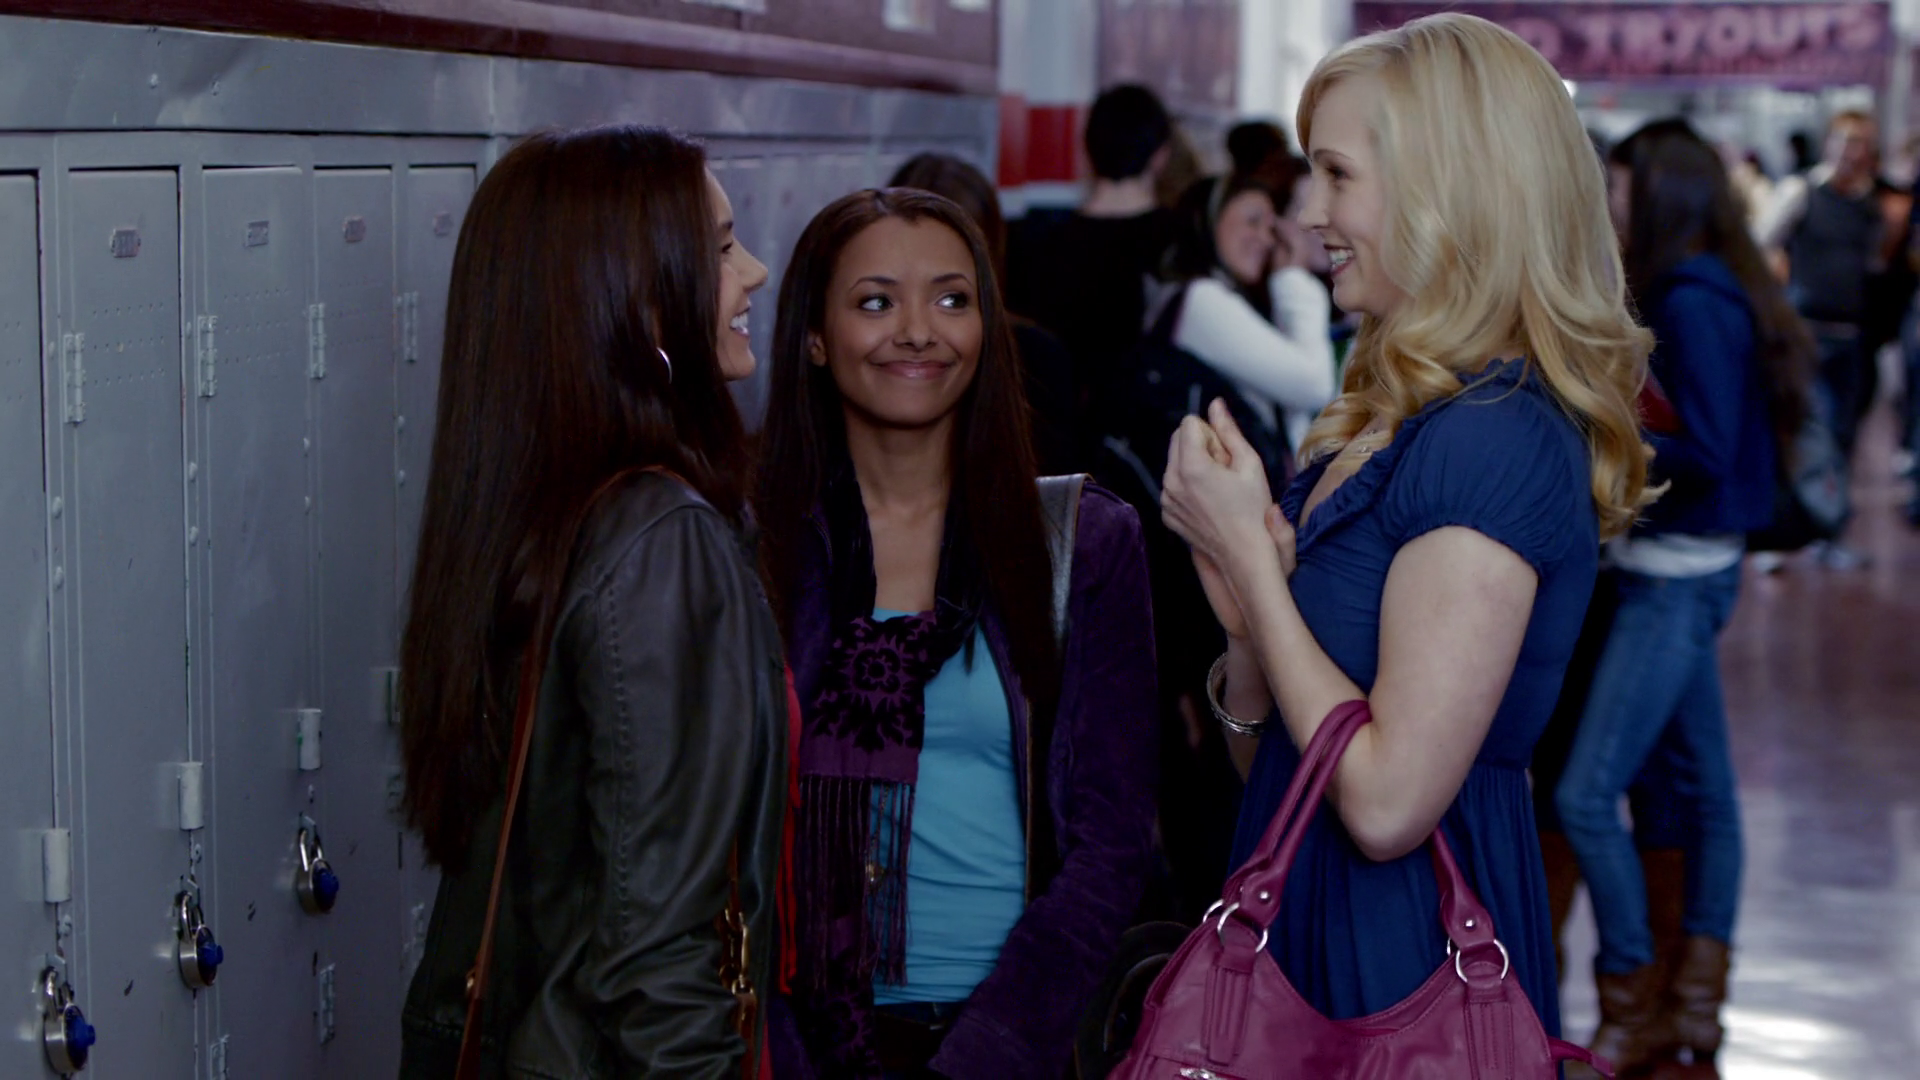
top-left (1557, 120), bottom-right (1815, 1076)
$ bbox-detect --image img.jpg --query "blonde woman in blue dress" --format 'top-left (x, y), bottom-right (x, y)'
top-left (1160, 14), bottom-right (1655, 1038)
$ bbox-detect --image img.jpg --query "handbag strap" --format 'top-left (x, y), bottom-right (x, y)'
top-left (454, 636), bottom-right (548, 1080)
top-left (1212, 701), bottom-right (1498, 958)
top-left (1025, 473), bottom-right (1086, 899)
top-left (1215, 700), bottom-right (1368, 907)
top-left (1036, 473), bottom-right (1088, 651)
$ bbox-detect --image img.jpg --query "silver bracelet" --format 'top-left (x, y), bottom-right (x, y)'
top-left (1207, 652), bottom-right (1267, 737)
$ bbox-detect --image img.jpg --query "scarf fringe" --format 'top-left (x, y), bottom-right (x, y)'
top-left (794, 775), bottom-right (916, 992)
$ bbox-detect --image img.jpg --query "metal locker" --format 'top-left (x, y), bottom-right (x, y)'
top-left (0, 172), bottom-right (62, 1079)
top-left (310, 167), bottom-right (405, 1074)
top-left (394, 165), bottom-right (472, 573)
top-left (836, 153), bottom-right (875, 206)
top-left (394, 163), bottom-right (472, 951)
top-left (193, 165), bottom-right (320, 1080)
top-left (56, 167), bottom-right (193, 1077)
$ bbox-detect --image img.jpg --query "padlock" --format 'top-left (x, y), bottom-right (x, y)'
top-left (295, 824), bottom-right (340, 915)
top-left (41, 967), bottom-right (95, 1075)
top-left (175, 885), bottom-right (224, 988)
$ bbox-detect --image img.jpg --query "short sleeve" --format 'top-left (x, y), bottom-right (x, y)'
top-left (1376, 388), bottom-right (1595, 575)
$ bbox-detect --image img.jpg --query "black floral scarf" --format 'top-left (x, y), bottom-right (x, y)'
top-left (790, 469), bottom-right (983, 1071)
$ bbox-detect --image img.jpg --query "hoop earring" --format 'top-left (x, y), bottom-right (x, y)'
top-left (657, 347), bottom-right (673, 384)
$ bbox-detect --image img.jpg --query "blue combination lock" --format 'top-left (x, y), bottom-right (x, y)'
top-left (176, 886), bottom-right (224, 989)
top-left (296, 823), bottom-right (340, 915)
top-left (41, 967), bottom-right (94, 1074)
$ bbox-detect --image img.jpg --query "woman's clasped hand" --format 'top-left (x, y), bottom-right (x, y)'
top-left (1162, 398), bottom-right (1298, 639)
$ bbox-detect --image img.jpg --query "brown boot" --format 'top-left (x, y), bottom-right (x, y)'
top-left (1586, 963), bottom-right (1668, 1076)
top-left (1639, 848), bottom-right (1687, 981)
top-left (1540, 830), bottom-right (1582, 980)
top-left (1667, 936), bottom-right (1732, 1061)
top-left (1638, 847), bottom-right (1687, 1060)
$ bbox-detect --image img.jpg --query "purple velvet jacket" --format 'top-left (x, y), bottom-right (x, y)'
top-left (770, 483), bottom-right (1160, 1080)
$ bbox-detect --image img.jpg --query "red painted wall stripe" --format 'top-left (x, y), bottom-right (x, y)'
top-left (1025, 104), bottom-right (1085, 185)
top-left (997, 94), bottom-right (1030, 189)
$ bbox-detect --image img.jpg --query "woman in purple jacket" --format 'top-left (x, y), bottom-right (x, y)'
top-left (755, 188), bottom-right (1159, 1080)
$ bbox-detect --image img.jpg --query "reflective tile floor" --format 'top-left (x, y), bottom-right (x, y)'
top-left (1559, 408), bottom-right (1920, 1078)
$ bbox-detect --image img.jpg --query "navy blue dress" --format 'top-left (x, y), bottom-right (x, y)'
top-left (1229, 359), bottom-right (1598, 1036)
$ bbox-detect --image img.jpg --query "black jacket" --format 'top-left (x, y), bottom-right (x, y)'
top-left (401, 473), bottom-right (790, 1079)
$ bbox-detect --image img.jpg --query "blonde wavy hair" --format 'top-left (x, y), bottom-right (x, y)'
top-left (1296, 14), bottom-right (1655, 537)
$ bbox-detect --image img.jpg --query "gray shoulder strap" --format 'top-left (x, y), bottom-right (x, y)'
top-left (1036, 473), bottom-right (1088, 652)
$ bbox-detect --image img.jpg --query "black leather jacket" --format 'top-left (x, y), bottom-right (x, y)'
top-left (401, 474), bottom-right (790, 1079)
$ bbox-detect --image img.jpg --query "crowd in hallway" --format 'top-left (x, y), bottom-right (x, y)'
top-left (392, 12), bottom-right (1917, 1080)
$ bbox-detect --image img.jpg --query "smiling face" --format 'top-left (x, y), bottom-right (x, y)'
top-left (707, 169), bottom-right (769, 382)
top-left (810, 215), bottom-right (983, 432)
top-left (1214, 189), bottom-right (1280, 286)
top-left (1298, 75), bottom-right (1404, 319)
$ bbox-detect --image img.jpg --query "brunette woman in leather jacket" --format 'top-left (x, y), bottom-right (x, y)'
top-left (397, 126), bottom-right (788, 1079)
top-left (755, 189), bottom-right (1159, 1080)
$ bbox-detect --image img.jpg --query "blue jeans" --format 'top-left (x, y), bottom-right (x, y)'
top-left (1555, 565), bottom-right (1745, 975)
top-left (1902, 306), bottom-right (1920, 456)
top-left (1812, 329), bottom-right (1868, 465)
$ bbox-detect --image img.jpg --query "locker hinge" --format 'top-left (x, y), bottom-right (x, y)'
top-left (41, 828), bottom-right (71, 904)
top-left (208, 1033), bottom-right (229, 1080)
top-left (396, 291), bottom-right (419, 362)
top-left (178, 762), bottom-right (205, 831)
top-left (196, 315), bottom-right (219, 398)
top-left (315, 963), bottom-right (337, 1044)
top-left (294, 708), bottom-right (322, 772)
top-left (307, 303), bottom-right (327, 380)
top-left (60, 333), bottom-right (84, 424)
top-left (377, 666), bottom-right (400, 727)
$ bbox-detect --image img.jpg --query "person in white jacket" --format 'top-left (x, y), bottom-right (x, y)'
top-left (1152, 171), bottom-right (1339, 454)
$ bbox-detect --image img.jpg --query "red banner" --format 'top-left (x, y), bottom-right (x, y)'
top-left (1350, 2), bottom-right (1891, 87)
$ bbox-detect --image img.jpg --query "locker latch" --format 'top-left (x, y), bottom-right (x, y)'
top-left (175, 881), bottom-right (224, 989)
top-left (295, 820), bottom-right (340, 915)
top-left (41, 966), bottom-right (95, 1075)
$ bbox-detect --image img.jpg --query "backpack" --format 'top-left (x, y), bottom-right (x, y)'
top-left (1746, 411), bottom-right (1848, 552)
top-left (1093, 286), bottom-right (1294, 505)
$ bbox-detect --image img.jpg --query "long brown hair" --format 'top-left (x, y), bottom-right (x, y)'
top-left (755, 188), bottom-right (1058, 711)
top-left (401, 126), bottom-right (748, 871)
top-left (1610, 119), bottom-right (1815, 448)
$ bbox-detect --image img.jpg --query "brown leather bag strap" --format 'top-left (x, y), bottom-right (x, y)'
top-left (454, 639), bottom-right (549, 1080)
top-left (453, 468), bottom-right (654, 1078)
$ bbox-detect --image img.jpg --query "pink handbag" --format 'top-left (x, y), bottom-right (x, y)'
top-left (1112, 701), bottom-right (1613, 1079)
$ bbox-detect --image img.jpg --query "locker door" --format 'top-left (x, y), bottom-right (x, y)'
top-left (394, 165), bottom-right (472, 927)
top-left (310, 167), bottom-right (404, 1074)
top-left (394, 165), bottom-right (472, 570)
top-left (0, 173), bottom-right (58, 1079)
top-left (194, 166), bottom-right (320, 1080)
top-left (58, 168), bottom-right (192, 1078)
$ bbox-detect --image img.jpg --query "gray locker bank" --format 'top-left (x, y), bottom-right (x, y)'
top-left (0, 12), bottom-right (994, 1076)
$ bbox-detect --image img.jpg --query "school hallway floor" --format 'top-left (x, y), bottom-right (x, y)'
top-left (1557, 405), bottom-right (1920, 1078)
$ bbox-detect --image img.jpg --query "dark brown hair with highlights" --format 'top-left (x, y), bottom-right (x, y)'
top-left (1611, 119), bottom-right (1815, 448)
